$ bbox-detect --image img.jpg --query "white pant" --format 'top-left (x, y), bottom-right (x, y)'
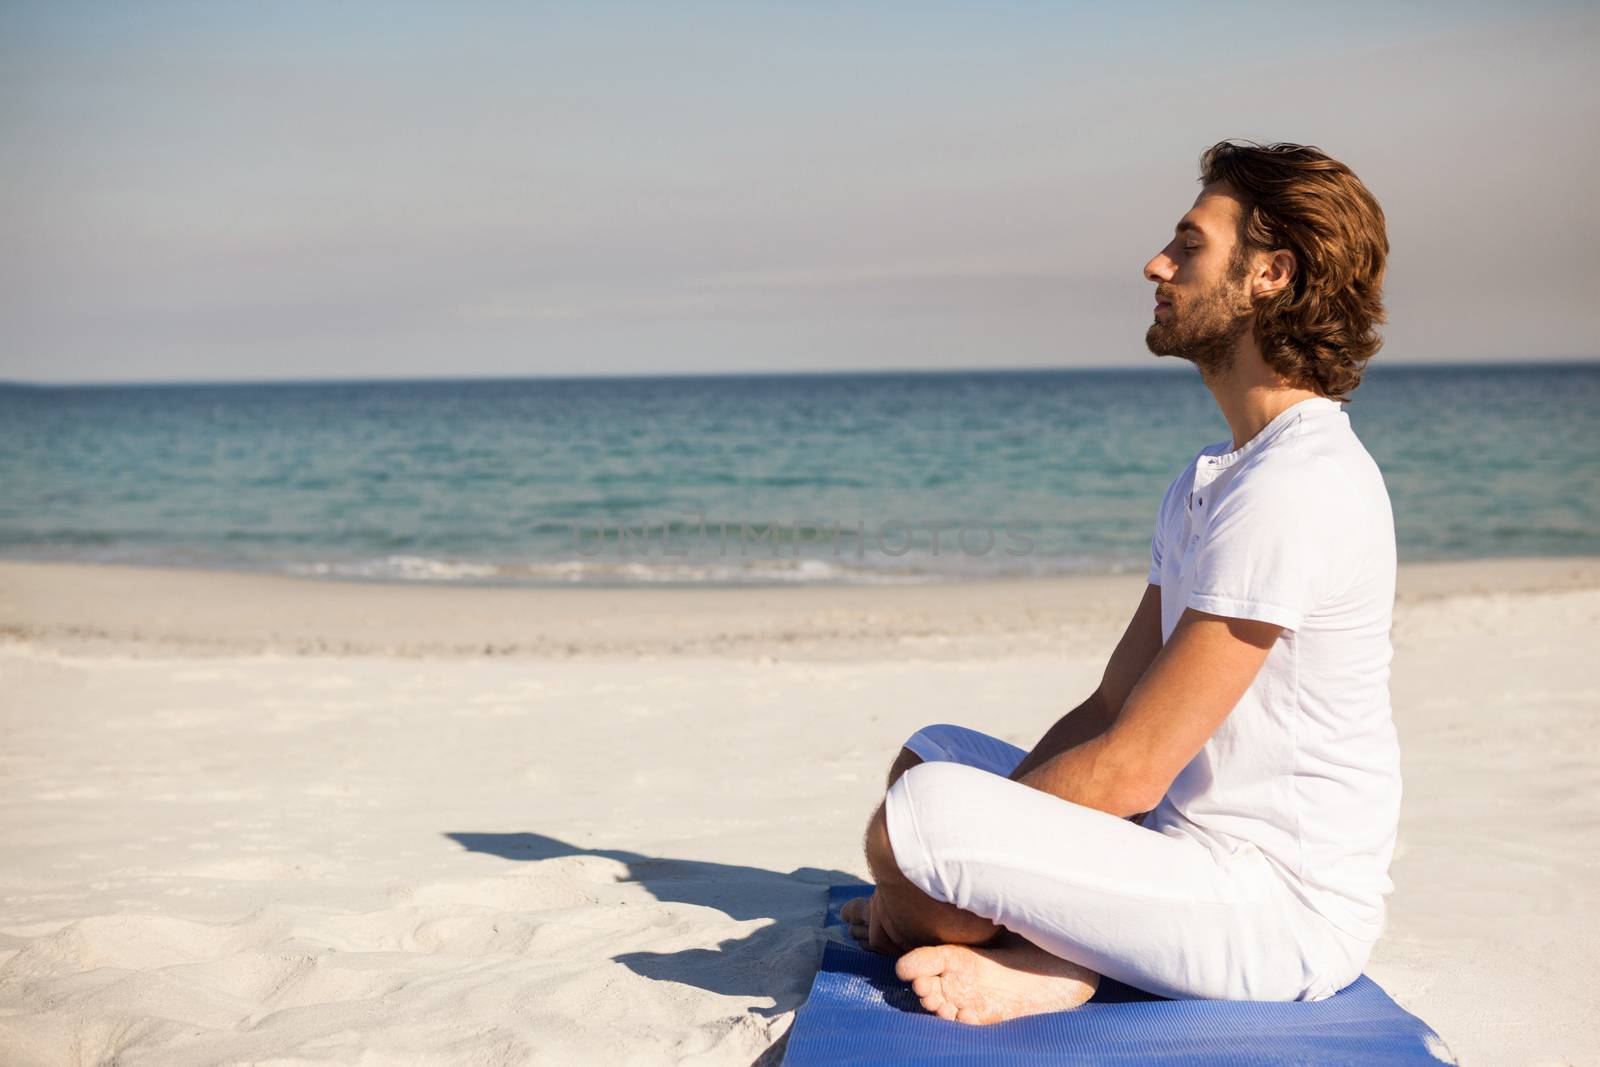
top-left (883, 723), bottom-right (1373, 1002)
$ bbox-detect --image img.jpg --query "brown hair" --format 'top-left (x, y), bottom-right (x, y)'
top-left (1199, 140), bottom-right (1389, 401)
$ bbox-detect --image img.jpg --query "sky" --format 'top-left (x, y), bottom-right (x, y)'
top-left (2, 1), bottom-right (1597, 384)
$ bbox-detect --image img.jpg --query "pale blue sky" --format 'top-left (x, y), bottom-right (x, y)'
top-left (2, 1), bottom-right (1596, 383)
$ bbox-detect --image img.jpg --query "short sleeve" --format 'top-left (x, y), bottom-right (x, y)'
top-left (1185, 460), bottom-right (1355, 632)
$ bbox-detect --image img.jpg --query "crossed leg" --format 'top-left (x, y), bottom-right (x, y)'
top-left (846, 747), bottom-right (1005, 951)
top-left (844, 745), bottom-right (1101, 1024)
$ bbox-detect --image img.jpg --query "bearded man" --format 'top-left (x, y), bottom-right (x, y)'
top-left (841, 140), bottom-right (1400, 1024)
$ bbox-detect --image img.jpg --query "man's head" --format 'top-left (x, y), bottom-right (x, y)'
top-left (1143, 141), bottom-right (1389, 400)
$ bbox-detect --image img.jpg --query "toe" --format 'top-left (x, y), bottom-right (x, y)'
top-left (894, 944), bottom-right (950, 983)
top-left (936, 1002), bottom-right (958, 1022)
top-left (956, 1007), bottom-right (984, 1025)
top-left (912, 971), bottom-right (947, 1015)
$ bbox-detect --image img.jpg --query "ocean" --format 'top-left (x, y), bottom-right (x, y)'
top-left (2, 361), bottom-right (1596, 586)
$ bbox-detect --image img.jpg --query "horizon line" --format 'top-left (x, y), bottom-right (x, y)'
top-left (2, 354), bottom-right (1597, 391)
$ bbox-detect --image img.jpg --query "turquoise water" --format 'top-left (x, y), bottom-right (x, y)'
top-left (1, 362), bottom-right (1596, 585)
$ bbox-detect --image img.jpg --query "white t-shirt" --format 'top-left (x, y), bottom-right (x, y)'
top-left (1143, 395), bottom-right (1401, 944)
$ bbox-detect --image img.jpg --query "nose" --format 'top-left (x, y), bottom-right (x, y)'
top-left (1144, 251), bottom-right (1175, 285)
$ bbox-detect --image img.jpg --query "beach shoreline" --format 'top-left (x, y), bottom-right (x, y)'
top-left (5, 555), bottom-right (1600, 661)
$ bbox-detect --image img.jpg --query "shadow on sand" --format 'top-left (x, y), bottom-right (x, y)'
top-left (446, 830), bottom-right (868, 1067)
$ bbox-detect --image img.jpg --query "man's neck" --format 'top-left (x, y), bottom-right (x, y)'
top-left (1205, 350), bottom-right (1324, 451)
top-left (1218, 387), bottom-right (1323, 451)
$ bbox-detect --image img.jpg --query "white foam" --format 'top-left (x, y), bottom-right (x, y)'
top-left (286, 555), bottom-right (503, 582)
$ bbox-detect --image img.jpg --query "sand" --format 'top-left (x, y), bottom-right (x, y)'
top-left (1, 557), bottom-right (1596, 1065)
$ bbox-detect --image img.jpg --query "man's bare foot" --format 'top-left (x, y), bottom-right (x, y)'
top-left (841, 893), bottom-right (871, 947)
top-left (841, 891), bottom-right (910, 955)
top-left (894, 931), bottom-right (1100, 1024)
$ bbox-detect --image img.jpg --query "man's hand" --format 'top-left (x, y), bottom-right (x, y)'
top-left (1008, 583), bottom-right (1163, 784)
top-left (1017, 606), bottom-right (1281, 816)
top-left (841, 890), bottom-right (910, 956)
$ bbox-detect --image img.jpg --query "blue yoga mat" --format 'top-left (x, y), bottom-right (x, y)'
top-left (782, 884), bottom-right (1455, 1066)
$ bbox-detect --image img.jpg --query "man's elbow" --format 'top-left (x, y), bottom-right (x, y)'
top-left (1104, 755), bottom-right (1170, 819)
top-left (1019, 734), bottom-right (1171, 819)
top-left (1084, 725), bottom-right (1176, 818)
top-left (1102, 781), bottom-right (1163, 820)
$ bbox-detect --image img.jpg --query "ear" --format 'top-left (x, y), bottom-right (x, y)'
top-left (1251, 248), bottom-right (1297, 301)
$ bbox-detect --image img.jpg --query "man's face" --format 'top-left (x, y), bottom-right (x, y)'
top-left (1143, 183), bottom-right (1254, 374)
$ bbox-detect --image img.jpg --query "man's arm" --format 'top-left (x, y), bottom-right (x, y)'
top-left (1008, 582), bottom-right (1165, 782)
top-left (1014, 606), bottom-right (1280, 817)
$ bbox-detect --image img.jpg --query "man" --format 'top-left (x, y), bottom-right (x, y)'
top-left (840, 140), bottom-right (1400, 1025)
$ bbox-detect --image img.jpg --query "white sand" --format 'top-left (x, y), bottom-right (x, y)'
top-left (0, 558), bottom-right (1596, 1065)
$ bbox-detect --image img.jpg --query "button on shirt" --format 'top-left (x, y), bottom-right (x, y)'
top-left (1143, 396), bottom-right (1401, 944)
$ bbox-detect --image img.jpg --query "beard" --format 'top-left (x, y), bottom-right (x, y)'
top-left (1145, 252), bottom-right (1254, 378)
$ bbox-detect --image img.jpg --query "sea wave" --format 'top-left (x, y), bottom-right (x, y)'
top-left (285, 555), bottom-right (505, 582)
top-left (282, 554), bottom-right (951, 586)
